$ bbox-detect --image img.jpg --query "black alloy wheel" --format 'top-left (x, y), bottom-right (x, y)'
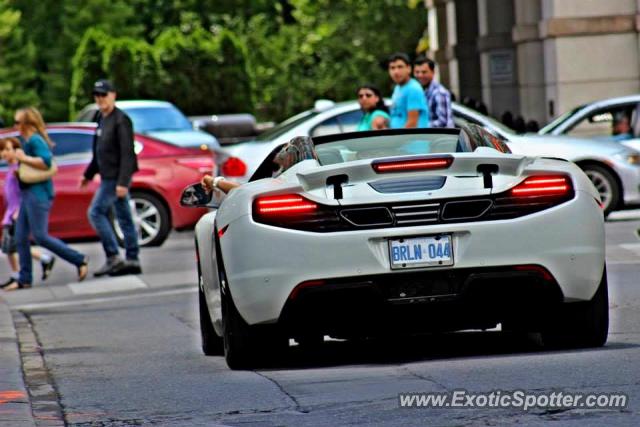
top-left (539, 267), bottom-right (609, 349)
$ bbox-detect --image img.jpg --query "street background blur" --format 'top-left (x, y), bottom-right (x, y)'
top-left (3, 1), bottom-right (637, 131)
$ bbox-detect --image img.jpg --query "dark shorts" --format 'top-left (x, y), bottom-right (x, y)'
top-left (1, 224), bottom-right (17, 254)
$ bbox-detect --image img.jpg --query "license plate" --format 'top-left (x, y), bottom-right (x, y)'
top-left (388, 235), bottom-right (453, 269)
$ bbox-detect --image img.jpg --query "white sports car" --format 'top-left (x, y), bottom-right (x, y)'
top-left (184, 126), bottom-right (608, 369)
top-left (222, 100), bottom-right (640, 215)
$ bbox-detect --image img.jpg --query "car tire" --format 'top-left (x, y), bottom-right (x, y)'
top-left (113, 192), bottom-right (171, 247)
top-left (539, 267), bottom-right (609, 349)
top-left (221, 285), bottom-right (256, 370)
top-left (198, 255), bottom-right (223, 356)
top-left (221, 278), bottom-right (288, 370)
top-left (581, 165), bottom-right (620, 216)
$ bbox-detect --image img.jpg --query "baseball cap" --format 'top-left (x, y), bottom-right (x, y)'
top-left (92, 79), bottom-right (116, 95)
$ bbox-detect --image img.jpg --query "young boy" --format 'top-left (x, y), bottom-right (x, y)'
top-left (1, 137), bottom-right (55, 289)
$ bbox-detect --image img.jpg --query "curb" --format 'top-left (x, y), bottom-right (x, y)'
top-left (0, 297), bottom-right (35, 426)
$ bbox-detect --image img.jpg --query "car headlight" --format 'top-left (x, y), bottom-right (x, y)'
top-left (614, 152), bottom-right (640, 165)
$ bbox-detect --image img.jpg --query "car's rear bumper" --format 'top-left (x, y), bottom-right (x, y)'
top-left (220, 190), bottom-right (604, 325)
top-left (279, 266), bottom-right (564, 336)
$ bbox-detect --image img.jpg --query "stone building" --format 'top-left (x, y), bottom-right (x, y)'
top-left (425, 0), bottom-right (640, 124)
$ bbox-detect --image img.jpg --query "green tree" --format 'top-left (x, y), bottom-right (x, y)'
top-left (156, 26), bottom-right (253, 115)
top-left (239, 0), bottom-right (426, 120)
top-left (70, 24), bottom-right (252, 117)
top-left (0, 0), bottom-right (38, 124)
top-left (10, 0), bottom-right (141, 120)
top-left (69, 29), bottom-right (161, 117)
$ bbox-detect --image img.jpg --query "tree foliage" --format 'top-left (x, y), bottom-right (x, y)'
top-left (69, 25), bottom-right (252, 117)
top-left (2, 0), bottom-right (426, 123)
top-left (0, 0), bottom-right (38, 124)
top-left (238, 0), bottom-right (426, 119)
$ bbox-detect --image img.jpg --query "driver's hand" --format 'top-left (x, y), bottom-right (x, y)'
top-left (201, 175), bottom-right (214, 193)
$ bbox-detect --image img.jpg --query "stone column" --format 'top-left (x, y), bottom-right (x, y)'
top-left (477, 0), bottom-right (519, 118)
top-left (513, 0), bottom-right (545, 124)
top-left (453, 0), bottom-right (483, 102)
top-left (540, 0), bottom-right (640, 121)
top-left (425, 0), bottom-right (482, 102)
top-left (426, 0), bottom-right (453, 88)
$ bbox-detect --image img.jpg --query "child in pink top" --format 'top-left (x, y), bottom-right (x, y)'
top-left (1, 137), bottom-right (55, 288)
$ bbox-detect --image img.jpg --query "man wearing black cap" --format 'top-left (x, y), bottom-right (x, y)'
top-left (80, 79), bottom-right (141, 276)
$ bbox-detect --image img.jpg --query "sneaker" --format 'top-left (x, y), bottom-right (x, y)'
top-left (1, 280), bottom-right (31, 291)
top-left (77, 257), bottom-right (90, 282)
top-left (41, 257), bottom-right (56, 281)
top-left (109, 259), bottom-right (142, 277)
top-left (93, 256), bottom-right (122, 278)
top-left (1, 277), bottom-right (17, 287)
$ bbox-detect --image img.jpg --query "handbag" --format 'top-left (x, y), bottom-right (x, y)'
top-left (17, 160), bottom-right (58, 184)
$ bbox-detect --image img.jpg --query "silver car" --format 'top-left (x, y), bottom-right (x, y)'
top-left (223, 100), bottom-right (640, 214)
top-left (539, 94), bottom-right (640, 152)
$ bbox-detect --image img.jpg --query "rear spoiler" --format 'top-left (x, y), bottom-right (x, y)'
top-left (296, 152), bottom-right (536, 190)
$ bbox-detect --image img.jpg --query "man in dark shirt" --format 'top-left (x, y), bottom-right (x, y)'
top-left (81, 79), bottom-right (141, 276)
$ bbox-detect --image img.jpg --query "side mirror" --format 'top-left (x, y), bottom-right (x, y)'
top-left (180, 183), bottom-right (218, 208)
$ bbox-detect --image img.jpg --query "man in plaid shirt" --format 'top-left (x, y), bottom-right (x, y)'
top-left (413, 56), bottom-right (455, 128)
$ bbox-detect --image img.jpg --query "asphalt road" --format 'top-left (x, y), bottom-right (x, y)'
top-left (2, 213), bottom-right (640, 426)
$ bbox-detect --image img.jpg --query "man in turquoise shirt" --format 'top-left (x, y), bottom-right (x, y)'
top-left (387, 52), bottom-right (430, 128)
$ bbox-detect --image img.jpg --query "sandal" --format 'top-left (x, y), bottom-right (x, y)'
top-left (1, 280), bottom-right (32, 291)
top-left (77, 257), bottom-right (89, 282)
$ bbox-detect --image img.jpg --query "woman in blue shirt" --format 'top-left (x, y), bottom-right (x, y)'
top-left (3, 107), bottom-right (88, 290)
top-left (356, 85), bottom-right (390, 131)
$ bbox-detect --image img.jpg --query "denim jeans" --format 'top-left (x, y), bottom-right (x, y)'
top-left (88, 179), bottom-right (139, 261)
top-left (16, 190), bottom-right (85, 284)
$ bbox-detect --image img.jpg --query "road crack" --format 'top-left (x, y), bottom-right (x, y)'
top-left (399, 366), bottom-right (449, 391)
top-left (253, 371), bottom-right (309, 414)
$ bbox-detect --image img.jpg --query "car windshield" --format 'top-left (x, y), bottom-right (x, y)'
top-left (123, 106), bottom-right (192, 132)
top-left (314, 131), bottom-right (464, 166)
top-left (538, 105), bottom-right (586, 134)
top-left (255, 111), bottom-right (318, 141)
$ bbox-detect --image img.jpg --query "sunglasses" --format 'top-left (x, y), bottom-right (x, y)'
top-left (93, 92), bottom-right (108, 98)
top-left (358, 92), bottom-right (375, 99)
top-left (14, 120), bottom-right (21, 125)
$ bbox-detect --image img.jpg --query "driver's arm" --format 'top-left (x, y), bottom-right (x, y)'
top-left (201, 175), bottom-right (241, 194)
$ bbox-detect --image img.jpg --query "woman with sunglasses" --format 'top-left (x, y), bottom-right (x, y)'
top-left (356, 84), bottom-right (390, 131)
top-left (3, 107), bottom-right (88, 290)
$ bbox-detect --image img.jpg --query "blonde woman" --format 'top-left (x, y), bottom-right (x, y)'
top-left (0, 137), bottom-right (56, 289)
top-left (4, 107), bottom-right (88, 291)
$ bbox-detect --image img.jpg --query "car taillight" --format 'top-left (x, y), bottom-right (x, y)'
top-left (488, 174), bottom-right (574, 220)
top-left (372, 156), bottom-right (453, 173)
top-left (255, 195), bottom-right (317, 216)
top-left (252, 194), bottom-right (346, 231)
top-left (509, 175), bottom-right (571, 197)
top-left (176, 157), bottom-right (214, 174)
top-left (221, 157), bottom-right (247, 177)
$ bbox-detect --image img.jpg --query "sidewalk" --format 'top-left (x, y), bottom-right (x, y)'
top-left (0, 234), bottom-right (196, 426)
top-left (0, 297), bottom-right (34, 426)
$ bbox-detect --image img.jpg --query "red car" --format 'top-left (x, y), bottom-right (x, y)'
top-left (0, 123), bottom-right (213, 246)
